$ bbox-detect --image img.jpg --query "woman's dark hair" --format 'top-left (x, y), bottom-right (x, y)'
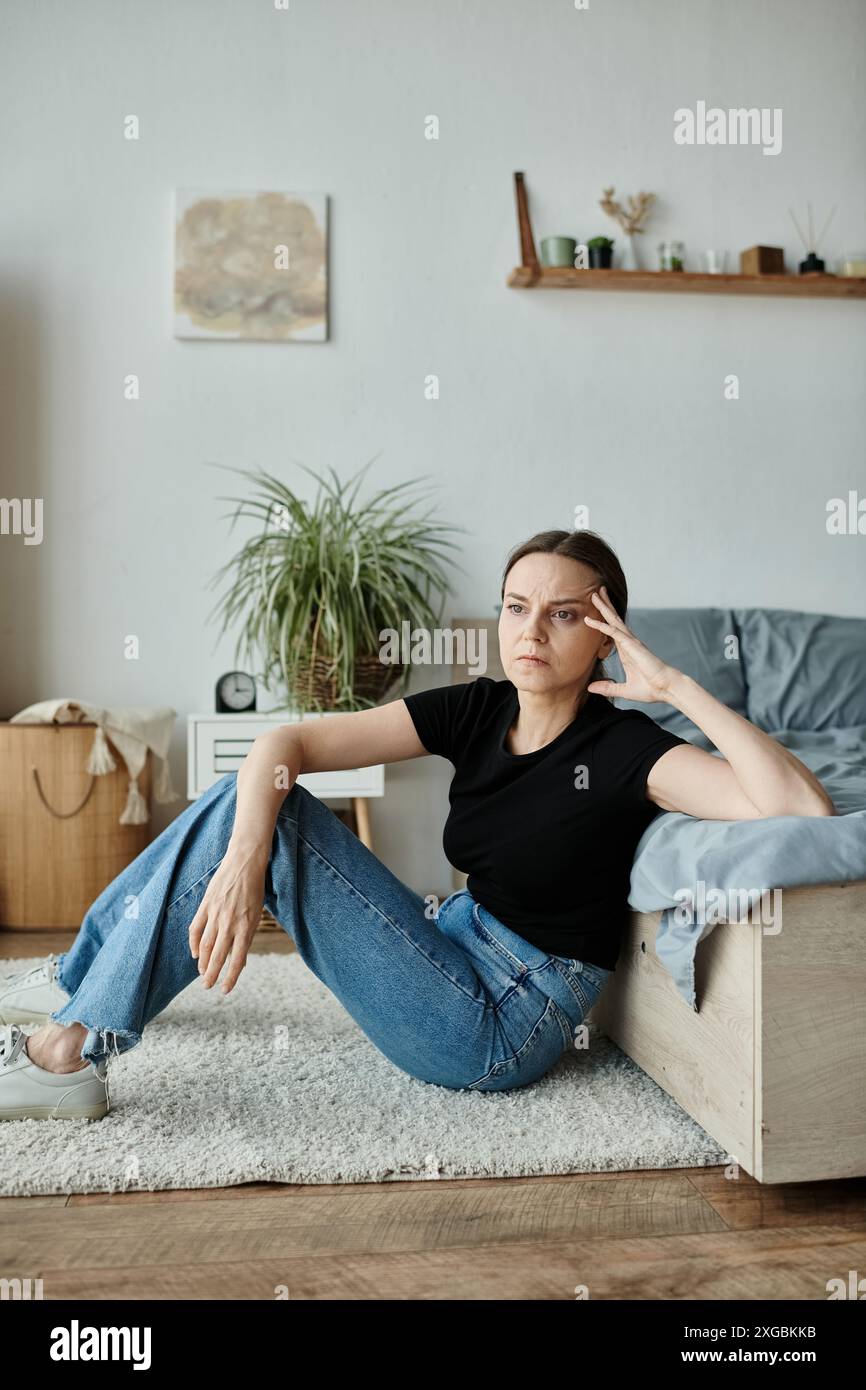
top-left (499, 528), bottom-right (628, 699)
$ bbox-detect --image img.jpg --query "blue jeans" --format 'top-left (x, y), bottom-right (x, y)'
top-left (50, 773), bottom-right (612, 1092)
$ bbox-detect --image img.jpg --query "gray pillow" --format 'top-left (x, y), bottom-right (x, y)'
top-left (734, 607), bottom-right (866, 731)
top-left (604, 607), bottom-right (747, 749)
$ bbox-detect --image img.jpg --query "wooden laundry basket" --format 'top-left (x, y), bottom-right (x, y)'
top-left (0, 721), bottom-right (152, 929)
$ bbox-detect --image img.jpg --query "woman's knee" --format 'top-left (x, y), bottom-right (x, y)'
top-left (276, 779), bottom-right (314, 816)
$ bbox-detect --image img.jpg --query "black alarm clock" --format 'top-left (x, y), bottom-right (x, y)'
top-left (216, 671), bottom-right (257, 713)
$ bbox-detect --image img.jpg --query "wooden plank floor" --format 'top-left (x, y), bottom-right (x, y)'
top-left (3, 928), bottom-right (865, 1301)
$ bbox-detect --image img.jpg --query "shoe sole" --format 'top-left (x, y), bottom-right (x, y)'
top-left (0, 1008), bottom-right (53, 1026)
top-left (0, 1105), bottom-right (108, 1120)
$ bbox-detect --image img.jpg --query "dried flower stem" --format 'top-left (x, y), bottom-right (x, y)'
top-left (600, 186), bottom-right (656, 235)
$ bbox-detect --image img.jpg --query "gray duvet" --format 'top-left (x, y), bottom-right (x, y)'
top-left (628, 725), bottom-right (866, 1009)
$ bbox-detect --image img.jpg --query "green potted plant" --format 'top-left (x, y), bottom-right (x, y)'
top-left (587, 235), bottom-right (615, 268)
top-left (205, 460), bottom-right (467, 713)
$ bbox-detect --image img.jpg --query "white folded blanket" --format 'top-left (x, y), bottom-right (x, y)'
top-left (9, 698), bottom-right (180, 825)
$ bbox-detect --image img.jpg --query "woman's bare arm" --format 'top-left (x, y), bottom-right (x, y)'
top-left (188, 699), bottom-right (429, 990)
top-left (584, 586), bottom-right (837, 821)
top-left (646, 671), bottom-right (835, 819)
top-left (229, 698), bottom-right (428, 859)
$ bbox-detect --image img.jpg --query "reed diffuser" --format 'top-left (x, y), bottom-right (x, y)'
top-left (788, 201), bottom-right (837, 274)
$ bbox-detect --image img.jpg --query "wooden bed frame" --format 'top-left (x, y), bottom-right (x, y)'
top-left (589, 880), bottom-right (866, 1184)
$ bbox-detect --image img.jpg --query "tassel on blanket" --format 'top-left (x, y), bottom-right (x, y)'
top-left (86, 725), bottom-right (117, 775)
top-left (119, 778), bottom-right (149, 825)
top-left (154, 754), bottom-right (180, 804)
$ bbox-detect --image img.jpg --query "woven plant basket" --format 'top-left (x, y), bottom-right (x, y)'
top-left (290, 650), bottom-right (402, 711)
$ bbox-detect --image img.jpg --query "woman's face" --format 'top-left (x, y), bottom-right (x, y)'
top-left (499, 552), bottom-right (615, 696)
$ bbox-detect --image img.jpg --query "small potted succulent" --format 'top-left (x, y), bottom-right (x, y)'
top-left (587, 235), bottom-right (615, 269)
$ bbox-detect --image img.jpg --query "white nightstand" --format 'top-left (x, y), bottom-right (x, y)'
top-left (186, 711), bottom-right (384, 850)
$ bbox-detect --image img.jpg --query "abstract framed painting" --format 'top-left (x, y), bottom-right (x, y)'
top-left (173, 189), bottom-right (328, 341)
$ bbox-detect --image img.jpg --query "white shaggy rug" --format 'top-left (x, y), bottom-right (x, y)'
top-left (2, 953), bottom-right (727, 1195)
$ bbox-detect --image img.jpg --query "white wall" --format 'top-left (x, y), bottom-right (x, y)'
top-left (1, 0), bottom-right (864, 896)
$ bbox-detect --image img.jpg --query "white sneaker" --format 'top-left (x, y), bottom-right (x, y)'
top-left (0, 954), bottom-right (71, 1026)
top-left (0, 1023), bottom-right (110, 1120)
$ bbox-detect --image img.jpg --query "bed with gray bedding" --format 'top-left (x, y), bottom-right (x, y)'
top-left (610, 605), bottom-right (866, 1010)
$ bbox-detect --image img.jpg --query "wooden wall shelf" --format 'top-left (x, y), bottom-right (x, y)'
top-left (507, 266), bottom-right (866, 298)
top-left (508, 173), bottom-right (866, 301)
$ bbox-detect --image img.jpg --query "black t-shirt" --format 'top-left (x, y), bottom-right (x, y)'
top-left (403, 676), bottom-right (689, 971)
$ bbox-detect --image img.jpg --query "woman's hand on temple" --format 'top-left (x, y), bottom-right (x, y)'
top-left (187, 845), bottom-right (269, 994)
top-left (584, 586), bottom-right (678, 704)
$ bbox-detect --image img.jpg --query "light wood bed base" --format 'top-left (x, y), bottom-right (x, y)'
top-left (589, 880), bottom-right (866, 1184)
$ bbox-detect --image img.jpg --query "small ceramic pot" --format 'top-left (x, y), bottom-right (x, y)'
top-left (540, 237), bottom-right (577, 267)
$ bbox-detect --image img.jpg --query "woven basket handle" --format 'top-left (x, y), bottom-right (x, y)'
top-left (31, 766), bottom-right (97, 818)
